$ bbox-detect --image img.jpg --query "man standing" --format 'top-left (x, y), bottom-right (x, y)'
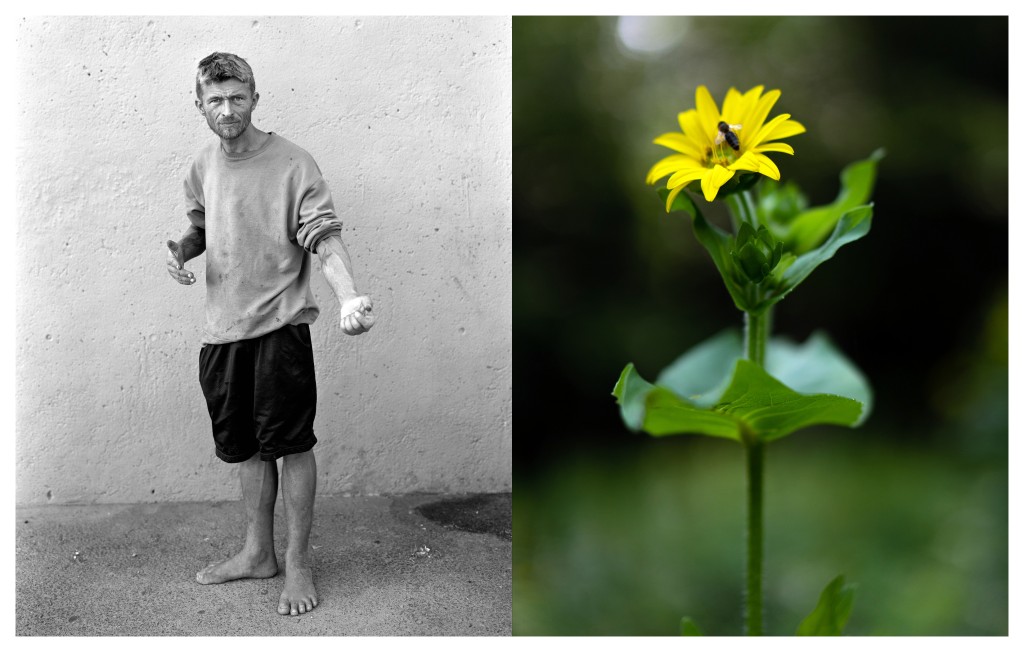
top-left (166, 52), bottom-right (374, 616)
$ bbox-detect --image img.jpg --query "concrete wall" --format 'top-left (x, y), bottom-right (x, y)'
top-left (15, 16), bottom-right (511, 504)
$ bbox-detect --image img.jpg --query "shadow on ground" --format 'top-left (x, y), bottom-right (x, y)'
top-left (416, 493), bottom-right (512, 540)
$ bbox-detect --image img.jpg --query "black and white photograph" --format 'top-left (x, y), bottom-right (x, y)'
top-left (13, 14), bottom-right (510, 636)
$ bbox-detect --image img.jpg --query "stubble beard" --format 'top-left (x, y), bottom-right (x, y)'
top-left (206, 114), bottom-right (249, 141)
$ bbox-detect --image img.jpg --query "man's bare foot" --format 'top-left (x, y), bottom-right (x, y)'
top-left (196, 549), bottom-right (278, 585)
top-left (278, 562), bottom-right (318, 616)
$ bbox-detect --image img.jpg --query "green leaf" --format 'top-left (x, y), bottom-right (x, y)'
top-left (656, 329), bottom-right (741, 408)
top-left (755, 204), bottom-right (873, 314)
top-left (680, 617), bottom-right (704, 636)
top-left (758, 178), bottom-right (808, 227)
top-left (796, 575), bottom-right (856, 636)
top-left (644, 385), bottom-right (744, 440)
top-left (766, 332), bottom-right (873, 426)
top-left (612, 363), bottom-right (656, 432)
top-left (716, 359), bottom-right (863, 442)
top-left (782, 149), bottom-right (884, 254)
top-left (657, 186), bottom-right (754, 312)
top-left (613, 330), bottom-right (870, 442)
top-left (692, 207), bottom-right (755, 312)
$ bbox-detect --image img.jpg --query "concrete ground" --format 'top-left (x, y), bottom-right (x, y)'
top-left (16, 493), bottom-right (511, 636)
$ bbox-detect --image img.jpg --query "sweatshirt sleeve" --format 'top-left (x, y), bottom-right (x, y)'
top-left (184, 166), bottom-right (206, 230)
top-left (295, 176), bottom-right (343, 253)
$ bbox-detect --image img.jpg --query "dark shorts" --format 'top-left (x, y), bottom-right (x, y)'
top-left (199, 323), bottom-right (318, 463)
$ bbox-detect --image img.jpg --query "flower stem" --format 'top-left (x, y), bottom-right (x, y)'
top-left (743, 305), bottom-right (769, 636)
top-left (728, 186), bottom-right (769, 635)
top-left (726, 189), bottom-right (760, 229)
top-left (744, 435), bottom-right (765, 636)
top-left (744, 310), bottom-right (767, 367)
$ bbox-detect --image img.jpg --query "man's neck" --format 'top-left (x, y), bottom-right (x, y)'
top-left (220, 125), bottom-right (270, 154)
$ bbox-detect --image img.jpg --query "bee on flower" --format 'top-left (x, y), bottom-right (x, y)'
top-left (647, 85), bottom-right (806, 208)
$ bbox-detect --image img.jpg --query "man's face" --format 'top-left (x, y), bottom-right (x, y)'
top-left (196, 79), bottom-right (258, 141)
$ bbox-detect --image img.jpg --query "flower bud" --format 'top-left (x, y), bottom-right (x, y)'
top-left (731, 223), bottom-right (784, 284)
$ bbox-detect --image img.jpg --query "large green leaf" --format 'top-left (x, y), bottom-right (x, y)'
top-left (613, 330), bottom-right (871, 442)
top-left (644, 385), bottom-right (744, 440)
top-left (796, 575), bottom-right (856, 636)
top-left (780, 149), bottom-right (884, 254)
top-left (656, 329), bottom-right (741, 408)
top-left (612, 362), bottom-right (656, 432)
top-left (766, 332), bottom-right (873, 426)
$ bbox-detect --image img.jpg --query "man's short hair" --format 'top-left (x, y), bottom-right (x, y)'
top-left (195, 52), bottom-right (256, 99)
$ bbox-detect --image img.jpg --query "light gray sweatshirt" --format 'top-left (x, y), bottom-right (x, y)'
top-left (184, 132), bottom-right (343, 344)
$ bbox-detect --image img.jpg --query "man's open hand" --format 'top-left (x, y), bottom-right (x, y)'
top-left (166, 240), bottom-right (196, 285)
top-left (340, 296), bottom-right (375, 335)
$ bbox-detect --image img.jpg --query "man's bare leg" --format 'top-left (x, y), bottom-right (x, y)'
top-left (196, 454), bottom-right (279, 584)
top-left (278, 450), bottom-right (318, 615)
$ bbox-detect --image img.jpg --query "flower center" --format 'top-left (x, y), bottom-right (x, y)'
top-left (705, 144), bottom-right (738, 168)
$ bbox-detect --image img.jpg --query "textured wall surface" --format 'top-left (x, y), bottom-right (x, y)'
top-left (15, 16), bottom-right (511, 504)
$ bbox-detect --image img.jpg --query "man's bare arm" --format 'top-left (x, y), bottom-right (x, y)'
top-left (316, 234), bottom-right (374, 335)
top-left (166, 224), bottom-right (206, 286)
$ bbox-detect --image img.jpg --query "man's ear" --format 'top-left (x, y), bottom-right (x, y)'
top-left (252, 91), bottom-right (259, 111)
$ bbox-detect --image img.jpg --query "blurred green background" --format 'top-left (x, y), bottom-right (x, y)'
top-left (512, 16), bottom-right (1007, 636)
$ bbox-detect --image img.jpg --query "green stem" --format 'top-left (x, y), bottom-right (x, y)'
top-left (728, 186), bottom-right (769, 635)
top-left (745, 436), bottom-right (765, 636)
top-left (744, 310), bottom-right (767, 367)
top-left (726, 189), bottom-right (760, 229)
top-left (742, 292), bottom-right (770, 636)
top-left (742, 189), bottom-right (760, 230)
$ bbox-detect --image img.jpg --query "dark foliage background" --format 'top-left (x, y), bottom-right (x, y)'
top-left (513, 16), bottom-right (1007, 635)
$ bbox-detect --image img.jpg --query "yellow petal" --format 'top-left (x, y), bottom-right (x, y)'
top-left (666, 166), bottom-right (707, 189)
top-left (752, 152), bottom-right (781, 180)
top-left (728, 151), bottom-right (761, 173)
top-left (720, 87), bottom-right (743, 122)
top-left (744, 89), bottom-right (782, 140)
top-left (754, 142), bottom-right (794, 155)
top-left (701, 165), bottom-right (734, 202)
top-left (735, 85), bottom-right (765, 127)
top-left (759, 118), bottom-right (806, 144)
top-left (664, 184), bottom-right (687, 212)
top-left (677, 109), bottom-right (707, 145)
top-left (694, 85), bottom-right (721, 146)
top-left (746, 113), bottom-right (791, 150)
top-left (653, 132), bottom-right (704, 158)
top-left (647, 154), bottom-right (694, 185)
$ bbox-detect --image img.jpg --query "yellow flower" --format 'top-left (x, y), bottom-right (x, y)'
top-left (647, 85), bottom-right (806, 208)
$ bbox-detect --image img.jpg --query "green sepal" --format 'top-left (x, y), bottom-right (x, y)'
top-left (680, 617), bottom-right (704, 636)
top-left (658, 184), bottom-right (699, 217)
top-left (796, 575), bottom-right (857, 636)
top-left (613, 330), bottom-right (871, 442)
top-left (715, 170), bottom-right (761, 199)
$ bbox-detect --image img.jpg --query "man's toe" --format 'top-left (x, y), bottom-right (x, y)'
top-left (278, 601), bottom-right (290, 615)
